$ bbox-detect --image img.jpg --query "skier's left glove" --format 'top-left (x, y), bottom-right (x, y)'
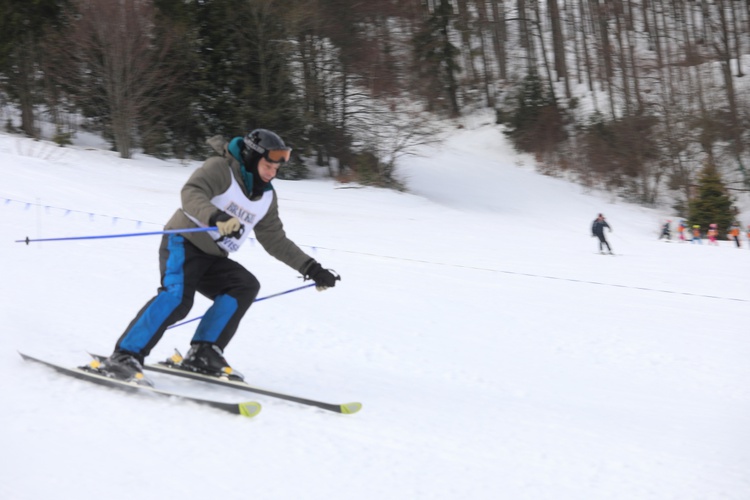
top-left (302, 259), bottom-right (340, 291)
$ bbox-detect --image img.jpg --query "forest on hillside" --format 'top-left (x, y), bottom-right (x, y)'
top-left (1, 0), bottom-right (749, 212)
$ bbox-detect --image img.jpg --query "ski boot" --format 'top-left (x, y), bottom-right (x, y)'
top-left (180, 343), bottom-right (244, 381)
top-left (86, 351), bottom-right (153, 387)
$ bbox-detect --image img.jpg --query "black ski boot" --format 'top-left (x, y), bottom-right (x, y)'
top-left (89, 351), bottom-right (153, 387)
top-left (181, 343), bottom-right (244, 380)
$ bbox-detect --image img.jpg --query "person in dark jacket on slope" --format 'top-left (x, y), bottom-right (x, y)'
top-left (592, 213), bottom-right (613, 254)
top-left (92, 129), bottom-right (340, 385)
top-left (658, 220), bottom-right (671, 241)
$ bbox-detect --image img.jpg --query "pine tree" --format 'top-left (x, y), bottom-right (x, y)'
top-left (502, 73), bottom-right (565, 154)
top-left (688, 163), bottom-right (736, 239)
top-left (0, 0), bottom-right (67, 137)
top-left (412, 0), bottom-right (461, 117)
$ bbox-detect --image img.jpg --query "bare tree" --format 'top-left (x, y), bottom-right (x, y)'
top-left (65, 0), bottom-right (176, 158)
top-left (532, 0), bottom-right (557, 105)
top-left (547, 0), bottom-right (571, 99)
top-left (475, 0), bottom-right (496, 107)
top-left (577, 0), bottom-right (596, 94)
top-left (712, 0), bottom-right (742, 153)
top-left (612, 0), bottom-right (632, 116)
top-left (728, 0), bottom-right (743, 77)
top-left (455, 0), bottom-right (478, 87)
top-left (488, 0), bottom-right (507, 80)
top-left (590, 0), bottom-right (616, 118)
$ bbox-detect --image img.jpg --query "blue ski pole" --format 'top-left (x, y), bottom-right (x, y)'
top-left (167, 283), bottom-right (317, 330)
top-left (15, 226), bottom-right (219, 245)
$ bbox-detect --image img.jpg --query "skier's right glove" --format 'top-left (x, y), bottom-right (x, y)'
top-left (210, 211), bottom-right (243, 238)
top-left (217, 217), bottom-right (241, 237)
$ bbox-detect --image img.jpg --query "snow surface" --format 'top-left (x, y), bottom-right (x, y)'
top-left (1, 122), bottom-right (749, 500)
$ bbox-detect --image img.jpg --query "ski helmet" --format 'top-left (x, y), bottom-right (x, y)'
top-left (242, 129), bottom-right (291, 165)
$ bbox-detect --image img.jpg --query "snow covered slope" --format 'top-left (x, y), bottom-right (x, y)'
top-left (1, 123), bottom-right (749, 500)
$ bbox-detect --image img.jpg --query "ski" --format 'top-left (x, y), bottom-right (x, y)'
top-left (90, 352), bottom-right (361, 414)
top-left (19, 352), bottom-right (261, 418)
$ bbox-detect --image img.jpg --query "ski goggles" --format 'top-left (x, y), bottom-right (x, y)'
top-left (264, 149), bottom-right (291, 163)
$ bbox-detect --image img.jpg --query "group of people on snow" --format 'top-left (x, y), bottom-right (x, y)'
top-left (658, 219), bottom-right (747, 248)
top-left (591, 215), bottom-right (749, 255)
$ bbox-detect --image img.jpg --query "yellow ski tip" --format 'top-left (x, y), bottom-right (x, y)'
top-left (341, 402), bottom-right (363, 414)
top-left (239, 401), bottom-right (262, 418)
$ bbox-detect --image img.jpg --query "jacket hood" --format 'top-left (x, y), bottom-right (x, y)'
top-left (228, 136), bottom-right (273, 196)
top-left (227, 136), bottom-right (244, 164)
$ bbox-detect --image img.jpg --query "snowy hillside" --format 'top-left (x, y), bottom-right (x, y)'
top-left (1, 121), bottom-right (749, 500)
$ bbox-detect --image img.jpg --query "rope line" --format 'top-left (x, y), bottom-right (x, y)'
top-left (2, 196), bottom-right (163, 227)
top-left (310, 246), bottom-right (749, 303)
top-left (7, 197), bottom-right (746, 303)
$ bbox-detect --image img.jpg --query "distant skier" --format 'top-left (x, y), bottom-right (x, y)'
top-left (658, 220), bottom-right (671, 240)
top-left (727, 222), bottom-right (741, 248)
top-left (707, 223), bottom-right (719, 245)
top-left (676, 220), bottom-right (686, 242)
top-left (592, 213), bottom-right (613, 254)
top-left (691, 225), bottom-right (702, 244)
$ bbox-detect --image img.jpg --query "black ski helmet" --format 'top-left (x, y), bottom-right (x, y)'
top-left (242, 129), bottom-right (291, 166)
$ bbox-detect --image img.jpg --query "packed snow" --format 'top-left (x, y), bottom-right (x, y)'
top-left (1, 118), bottom-right (749, 499)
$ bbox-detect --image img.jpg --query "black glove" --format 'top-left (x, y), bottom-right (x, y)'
top-left (303, 260), bottom-right (340, 291)
top-left (210, 211), bottom-right (244, 239)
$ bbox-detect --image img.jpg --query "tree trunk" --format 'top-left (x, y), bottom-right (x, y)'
top-left (489, 0), bottom-right (507, 81)
top-left (475, 0), bottom-right (495, 107)
top-left (578, 0), bottom-right (596, 94)
top-left (548, 0), bottom-right (571, 99)
top-left (17, 32), bottom-right (37, 138)
top-left (454, 0), bottom-right (477, 86)
top-left (729, 0), bottom-right (743, 77)
top-left (613, 0), bottom-right (632, 116)
top-left (533, 0), bottom-right (557, 106)
top-left (715, 0), bottom-right (742, 156)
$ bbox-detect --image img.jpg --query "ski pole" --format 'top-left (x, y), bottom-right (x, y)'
top-left (166, 283), bottom-right (317, 330)
top-left (15, 226), bottom-right (219, 245)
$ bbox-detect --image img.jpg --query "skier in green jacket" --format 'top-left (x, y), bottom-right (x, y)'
top-left (94, 129), bottom-right (339, 385)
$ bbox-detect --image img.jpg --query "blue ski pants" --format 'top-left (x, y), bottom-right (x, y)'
top-left (115, 234), bottom-right (260, 361)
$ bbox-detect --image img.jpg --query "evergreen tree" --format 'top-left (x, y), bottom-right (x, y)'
top-left (688, 163), bottom-right (736, 238)
top-left (0, 0), bottom-right (67, 137)
top-left (502, 73), bottom-right (565, 154)
top-left (412, 0), bottom-right (460, 117)
top-left (189, 0), bottom-right (301, 139)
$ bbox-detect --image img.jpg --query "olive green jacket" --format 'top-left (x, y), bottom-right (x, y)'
top-left (164, 135), bottom-right (313, 274)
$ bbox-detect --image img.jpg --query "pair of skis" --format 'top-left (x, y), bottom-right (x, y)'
top-left (19, 352), bottom-right (362, 418)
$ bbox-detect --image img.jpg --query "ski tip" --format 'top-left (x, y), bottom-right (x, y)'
top-left (340, 402), bottom-right (363, 415)
top-left (238, 401), bottom-right (262, 418)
